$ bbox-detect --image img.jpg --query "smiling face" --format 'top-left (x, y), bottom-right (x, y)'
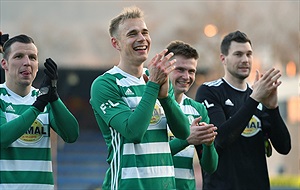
top-left (112, 18), bottom-right (151, 67)
top-left (221, 41), bottom-right (253, 81)
top-left (170, 55), bottom-right (197, 101)
top-left (1, 42), bottom-right (38, 95)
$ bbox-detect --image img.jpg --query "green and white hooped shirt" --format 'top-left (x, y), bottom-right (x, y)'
top-left (169, 94), bottom-right (210, 190)
top-left (90, 66), bottom-right (177, 190)
top-left (0, 83), bottom-right (54, 190)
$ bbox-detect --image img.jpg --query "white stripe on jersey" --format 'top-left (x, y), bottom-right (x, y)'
top-left (10, 137), bottom-right (51, 149)
top-left (0, 84), bottom-right (37, 105)
top-left (110, 127), bottom-right (121, 190)
top-left (0, 184), bottom-right (54, 190)
top-left (0, 160), bottom-right (52, 172)
top-left (148, 116), bottom-right (167, 130)
top-left (180, 104), bottom-right (200, 115)
top-left (116, 77), bottom-right (145, 87)
top-left (203, 79), bottom-right (223, 87)
top-left (122, 97), bottom-right (142, 108)
top-left (123, 142), bottom-right (170, 155)
top-left (122, 166), bottom-right (175, 179)
top-left (109, 66), bottom-right (146, 87)
top-left (5, 112), bottom-right (49, 124)
top-left (174, 145), bottom-right (195, 158)
top-left (174, 168), bottom-right (195, 180)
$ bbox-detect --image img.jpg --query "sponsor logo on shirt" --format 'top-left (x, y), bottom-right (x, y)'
top-left (19, 118), bottom-right (49, 143)
top-left (241, 115), bottom-right (262, 137)
top-left (150, 103), bottom-right (163, 124)
top-left (100, 100), bottom-right (120, 114)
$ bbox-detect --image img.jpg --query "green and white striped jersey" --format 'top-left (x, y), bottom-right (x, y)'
top-left (90, 66), bottom-right (176, 190)
top-left (169, 94), bottom-right (210, 190)
top-left (0, 83), bottom-right (54, 190)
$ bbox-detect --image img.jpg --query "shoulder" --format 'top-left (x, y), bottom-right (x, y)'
top-left (202, 78), bottom-right (224, 88)
top-left (30, 86), bottom-right (38, 97)
top-left (91, 67), bottom-right (122, 87)
top-left (197, 78), bottom-right (224, 96)
top-left (183, 95), bottom-right (203, 106)
top-left (0, 83), bottom-right (8, 95)
top-left (182, 95), bottom-right (207, 113)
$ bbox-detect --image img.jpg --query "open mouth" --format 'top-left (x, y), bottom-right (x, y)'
top-left (133, 45), bottom-right (147, 51)
top-left (177, 81), bottom-right (190, 86)
top-left (20, 70), bottom-right (31, 76)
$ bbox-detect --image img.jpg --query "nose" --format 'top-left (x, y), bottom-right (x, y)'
top-left (241, 54), bottom-right (249, 63)
top-left (182, 71), bottom-right (189, 80)
top-left (23, 56), bottom-right (31, 66)
top-left (137, 33), bottom-right (146, 41)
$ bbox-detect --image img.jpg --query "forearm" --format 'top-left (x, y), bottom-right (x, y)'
top-left (266, 107), bottom-right (291, 154)
top-left (0, 107), bottom-right (40, 148)
top-left (110, 81), bottom-right (160, 143)
top-left (169, 138), bottom-right (189, 155)
top-left (160, 96), bottom-right (189, 139)
top-left (214, 97), bottom-right (258, 150)
top-left (49, 98), bottom-right (79, 143)
top-left (199, 144), bottom-right (218, 174)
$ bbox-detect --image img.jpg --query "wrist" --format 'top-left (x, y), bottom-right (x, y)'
top-left (49, 87), bottom-right (59, 102)
top-left (183, 139), bottom-right (190, 146)
top-left (32, 100), bottom-right (48, 112)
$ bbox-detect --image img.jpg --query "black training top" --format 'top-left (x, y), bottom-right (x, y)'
top-left (195, 78), bottom-right (291, 190)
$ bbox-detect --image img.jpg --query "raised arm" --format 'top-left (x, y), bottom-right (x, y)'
top-left (0, 107), bottom-right (40, 148)
top-left (196, 84), bottom-right (259, 151)
top-left (49, 99), bottom-right (79, 143)
top-left (43, 58), bottom-right (79, 143)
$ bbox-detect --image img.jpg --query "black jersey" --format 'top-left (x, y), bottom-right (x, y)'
top-left (195, 78), bottom-right (291, 190)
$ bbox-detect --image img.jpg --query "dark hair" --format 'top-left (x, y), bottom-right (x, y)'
top-left (220, 30), bottom-right (252, 55)
top-left (2, 34), bottom-right (35, 59)
top-left (109, 6), bottom-right (144, 38)
top-left (165, 40), bottom-right (199, 60)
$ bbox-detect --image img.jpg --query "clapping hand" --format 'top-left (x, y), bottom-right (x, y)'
top-left (0, 31), bottom-right (9, 53)
top-left (251, 68), bottom-right (281, 109)
top-left (32, 75), bottom-right (52, 112)
top-left (147, 49), bottom-right (176, 98)
top-left (187, 117), bottom-right (218, 146)
top-left (44, 58), bottom-right (59, 102)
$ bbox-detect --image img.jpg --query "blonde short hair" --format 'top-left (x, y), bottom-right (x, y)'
top-left (109, 6), bottom-right (144, 38)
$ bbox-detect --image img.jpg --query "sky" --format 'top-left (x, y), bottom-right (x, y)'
top-left (1, 0), bottom-right (299, 71)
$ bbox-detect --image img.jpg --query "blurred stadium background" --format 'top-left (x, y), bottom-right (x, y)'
top-left (1, 1), bottom-right (299, 189)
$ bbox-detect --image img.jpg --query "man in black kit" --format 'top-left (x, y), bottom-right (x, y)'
top-left (195, 30), bottom-right (291, 190)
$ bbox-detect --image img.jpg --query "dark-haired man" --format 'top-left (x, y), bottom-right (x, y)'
top-left (195, 30), bottom-right (291, 190)
top-left (0, 33), bottom-right (79, 190)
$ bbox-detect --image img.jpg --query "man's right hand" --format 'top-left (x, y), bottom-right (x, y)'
top-left (147, 49), bottom-right (176, 98)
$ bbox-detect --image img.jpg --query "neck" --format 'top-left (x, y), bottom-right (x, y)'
top-left (175, 93), bottom-right (183, 104)
top-left (117, 60), bottom-right (144, 78)
top-left (5, 81), bottom-right (31, 97)
top-left (223, 75), bottom-right (247, 90)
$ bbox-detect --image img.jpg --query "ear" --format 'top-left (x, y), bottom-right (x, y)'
top-left (220, 54), bottom-right (226, 65)
top-left (111, 37), bottom-right (121, 51)
top-left (1, 58), bottom-right (8, 71)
